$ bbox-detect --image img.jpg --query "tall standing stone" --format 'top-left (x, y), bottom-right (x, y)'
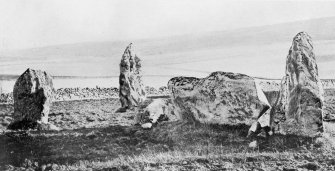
top-left (276, 32), bottom-right (324, 136)
top-left (11, 68), bottom-right (54, 128)
top-left (119, 43), bottom-right (146, 109)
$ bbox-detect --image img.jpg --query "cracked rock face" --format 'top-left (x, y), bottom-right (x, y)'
top-left (168, 72), bottom-right (271, 130)
top-left (274, 32), bottom-right (324, 136)
top-left (12, 68), bottom-right (54, 125)
top-left (119, 43), bottom-right (146, 109)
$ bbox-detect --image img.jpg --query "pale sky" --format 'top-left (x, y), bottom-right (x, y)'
top-left (1, 0), bottom-right (335, 50)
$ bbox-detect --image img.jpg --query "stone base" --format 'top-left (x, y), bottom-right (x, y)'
top-left (115, 107), bottom-right (129, 113)
top-left (277, 118), bottom-right (323, 137)
top-left (8, 120), bottom-right (61, 131)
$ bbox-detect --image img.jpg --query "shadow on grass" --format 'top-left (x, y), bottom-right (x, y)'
top-left (151, 121), bottom-right (323, 154)
top-left (0, 121), bottom-right (324, 168)
top-left (0, 125), bottom-right (168, 167)
top-left (258, 134), bottom-right (322, 152)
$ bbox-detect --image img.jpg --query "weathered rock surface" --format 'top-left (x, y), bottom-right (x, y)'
top-left (274, 32), bottom-right (324, 136)
top-left (271, 77), bottom-right (289, 132)
top-left (119, 43), bottom-right (146, 109)
top-left (136, 98), bottom-right (179, 125)
top-left (168, 72), bottom-right (271, 130)
top-left (10, 68), bottom-right (55, 129)
top-left (263, 91), bottom-right (281, 108)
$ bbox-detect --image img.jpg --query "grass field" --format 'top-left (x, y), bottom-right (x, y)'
top-left (1, 98), bottom-right (335, 170)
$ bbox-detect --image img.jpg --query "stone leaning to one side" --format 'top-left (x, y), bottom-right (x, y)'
top-left (9, 68), bottom-right (59, 130)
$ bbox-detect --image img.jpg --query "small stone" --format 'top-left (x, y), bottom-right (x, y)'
top-left (41, 164), bottom-right (46, 171)
top-left (86, 131), bottom-right (98, 139)
top-left (98, 117), bottom-right (106, 121)
top-left (49, 124), bottom-right (61, 131)
top-left (141, 123), bottom-right (152, 129)
top-left (249, 140), bottom-right (258, 148)
top-left (136, 99), bottom-right (177, 125)
top-left (51, 164), bottom-right (59, 170)
top-left (86, 116), bottom-right (95, 122)
top-left (38, 122), bottom-right (61, 131)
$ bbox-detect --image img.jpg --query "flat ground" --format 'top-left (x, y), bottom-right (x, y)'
top-left (1, 98), bottom-right (335, 171)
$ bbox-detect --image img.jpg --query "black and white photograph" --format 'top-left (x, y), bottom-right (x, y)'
top-left (1, 0), bottom-right (335, 170)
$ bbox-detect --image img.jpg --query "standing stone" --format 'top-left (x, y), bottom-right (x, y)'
top-left (10, 68), bottom-right (55, 129)
top-left (275, 32), bottom-right (324, 136)
top-left (168, 72), bottom-right (271, 132)
top-left (119, 43), bottom-right (146, 109)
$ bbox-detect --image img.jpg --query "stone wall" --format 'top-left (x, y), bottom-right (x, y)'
top-left (0, 93), bottom-right (13, 104)
top-left (257, 79), bottom-right (335, 91)
top-left (55, 87), bottom-right (119, 101)
top-left (0, 86), bottom-right (170, 104)
top-left (321, 79), bottom-right (335, 89)
top-left (1, 79), bottom-right (333, 104)
top-left (256, 79), bottom-right (281, 92)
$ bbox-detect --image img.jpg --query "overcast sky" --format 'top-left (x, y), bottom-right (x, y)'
top-left (1, 0), bottom-right (335, 50)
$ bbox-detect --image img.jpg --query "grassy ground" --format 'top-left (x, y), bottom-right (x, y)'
top-left (0, 98), bottom-right (133, 131)
top-left (1, 98), bottom-right (335, 170)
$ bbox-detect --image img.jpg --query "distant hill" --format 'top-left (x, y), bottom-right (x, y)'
top-left (0, 75), bottom-right (18, 81)
top-left (1, 17), bottom-right (335, 78)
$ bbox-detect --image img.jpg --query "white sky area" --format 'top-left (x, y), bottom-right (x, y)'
top-left (0, 0), bottom-right (335, 50)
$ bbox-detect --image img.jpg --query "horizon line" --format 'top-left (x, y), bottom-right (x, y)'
top-left (1, 15), bottom-right (335, 52)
